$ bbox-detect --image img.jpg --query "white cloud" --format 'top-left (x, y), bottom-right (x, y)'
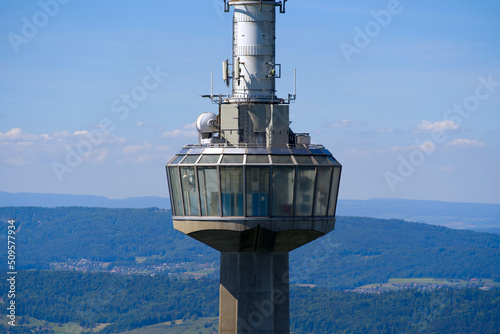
top-left (0, 128), bottom-right (41, 141)
top-left (121, 142), bottom-right (171, 164)
top-left (375, 128), bottom-right (395, 134)
top-left (135, 121), bottom-right (144, 127)
top-left (0, 128), bottom-right (126, 166)
top-left (122, 142), bottom-right (153, 155)
top-left (347, 141), bottom-right (436, 158)
top-left (4, 156), bottom-right (33, 166)
top-left (412, 120), bottom-right (459, 133)
top-left (441, 166), bottom-right (455, 173)
top-left (445, 139), bottom-right (486, 149)
top-left (325, 120), bottom-right (364, 128)
top-left (161, 122), bottom-right (197, 138)
top-left (384, 141), bottom-right (436, 154)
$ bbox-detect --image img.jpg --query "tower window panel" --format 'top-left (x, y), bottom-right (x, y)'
top-left (180, 167), bottom-right (200, 216)
top-left (246, 167), bottom-right (270, 217)
top-left (169, 155), bottom-right (185, 165)
top-left (247, 155), bottom-right (270, 164)
top-left (327, 156), bottom-right (341, 166)
top-left (313, 167), bottom-right (332, 216)
top-left (199, 154), bottom-right (221, 164)
top-left (294, 167), bottom-right (316, 216)
top-left (313, 156), bottom-right (331, 165)
top-left (198, 167), bottom-right (220, 216)
top-left (220, 167), bottom-right (244, 216)
top-left (294, 156), bottom-right (314, 165)
top-left (221, 155), bottom-right (244, 164)
top-left (168, 167), bottom-right (184, 216)
top-left (271, 155), bottom-right (293, 164)
top-left (328, 167), bottom-right (341, 216)
top-left (272, 167), bottom-right (295, 217)
top-left (181, 155), bottom-right (200, 164)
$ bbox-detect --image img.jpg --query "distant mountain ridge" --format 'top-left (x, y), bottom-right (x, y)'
top-left (0, 191), bottom-right (169, 209)
top-left (1, 191), bottom-right (498, 232)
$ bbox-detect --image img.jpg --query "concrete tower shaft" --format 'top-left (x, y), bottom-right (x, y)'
top-left (228, 0), bottom-right (282, 102)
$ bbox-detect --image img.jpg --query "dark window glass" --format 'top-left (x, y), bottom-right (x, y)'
top-left (198, 167), bottom-right (220, 216)
top-left (220, 167), bottom-right (244, 216)
top-left (180, 167), bottom-right (200, 216)
top-left (271, 155), bottom-right (293, 164)
top-left (272, 167), bottom-right (295, 216)
top-left (294, 167), bottom-right (316, 216)
top-left (328, 167), bottom-right (341, 216)
top-left (181, 155), bottom-right (200, 164)
top-left (246, 167), bottom-right (270, 217)
top-left (199, 155), bottom-right (220, 164)
top-left (168, 167), bottom-right (184, 216)
top-left (221, 155), bottom-right (244, 164)
top-left (247, 155), bottom-right (270, 164)
top-left (314, 167), bottom-right (332, 216)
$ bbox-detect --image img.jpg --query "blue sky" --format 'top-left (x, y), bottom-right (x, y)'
top-left (0, 0), bottom-right (499, 203)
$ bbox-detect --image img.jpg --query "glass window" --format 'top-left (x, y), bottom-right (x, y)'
top-left (294, 156), bottom-right (314, 165)
top-left (221, 155), bottom-right (244, 164)
top-left (223, 147), bottom-right (246, 154)
top-left (168, 167), bottom-right (184, 216)
top-left (247, 148), bottom-right (269, 155)
top-left (270, 148), bottom-right (291, 155)
top-left (272, 167), bottom-right (295, 216)
top-left (271, 155), bottom-right (293, 164)
top-left (328, 167), bottom-right (341, 216)
top-left (198, 167), bottom-right (220, 216)
top-left (313, 156), bottom-right (331, 165)
top-left (246, 167), bottom-right (270, 217)
top-left (181, 155), bottom-right (200, 164)
top-left (247, 155), bottom-right (270, 164)
top-left (327, 156), bottom-right (341, 166)
top-left (180, 167), bottom-right (200, 216)
top-left (294, 167), bottom-right (316, 216)
top-left (220, 167), bottom-right (244, 216)
top-left (170, 155), bottom-right (185, 165)
top-left (313, 167), bottom-right (332, 216)
top-left (199, 154), bottom-right (220, 164)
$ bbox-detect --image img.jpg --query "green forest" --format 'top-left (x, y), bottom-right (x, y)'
top-left (0, 207), bottom-right (498, 289)
top-left (0, 270), bottom-right (498, 333)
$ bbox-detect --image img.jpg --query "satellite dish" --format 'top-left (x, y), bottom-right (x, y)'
top-left (196, 112), bottom-right (218, 133)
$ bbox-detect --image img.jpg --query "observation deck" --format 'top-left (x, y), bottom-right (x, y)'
top-left (166, 143), bottom-right (341, 252)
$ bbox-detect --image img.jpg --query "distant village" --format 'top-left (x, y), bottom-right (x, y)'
top-left (50, 258), bottom-right (217, 278)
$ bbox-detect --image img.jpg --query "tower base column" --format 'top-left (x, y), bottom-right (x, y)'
top-left (219, 252), bottom-right (290, 334)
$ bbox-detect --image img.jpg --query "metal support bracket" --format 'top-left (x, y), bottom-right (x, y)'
top-left (224, 0), bottom-right (230, 12)
top-left (276, 0), bottom-right (287, 14)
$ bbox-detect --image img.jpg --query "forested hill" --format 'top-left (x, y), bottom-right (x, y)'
top-left (0, 207), bottom-right (499, 289)
top-left (0, 270), bottom-right (497, 334)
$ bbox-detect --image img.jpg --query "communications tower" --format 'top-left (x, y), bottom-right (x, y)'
top-left (166, 1), bottom-right (341, 332)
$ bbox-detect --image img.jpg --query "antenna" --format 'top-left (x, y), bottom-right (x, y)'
top-left (234, 57), bottom-right (240, 80)
top-left (294, 68), bottom-right (297, 97)
top-left (222, 59), bottom-right (229, 87)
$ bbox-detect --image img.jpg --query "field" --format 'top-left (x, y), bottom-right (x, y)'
top-left (355, 278), bottom-right (500, 292)
top-left (0, 316), bottom-right (218, 334)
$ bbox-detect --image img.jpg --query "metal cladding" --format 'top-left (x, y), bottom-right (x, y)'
top-left (230, 0), bottom-right (278, 102)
